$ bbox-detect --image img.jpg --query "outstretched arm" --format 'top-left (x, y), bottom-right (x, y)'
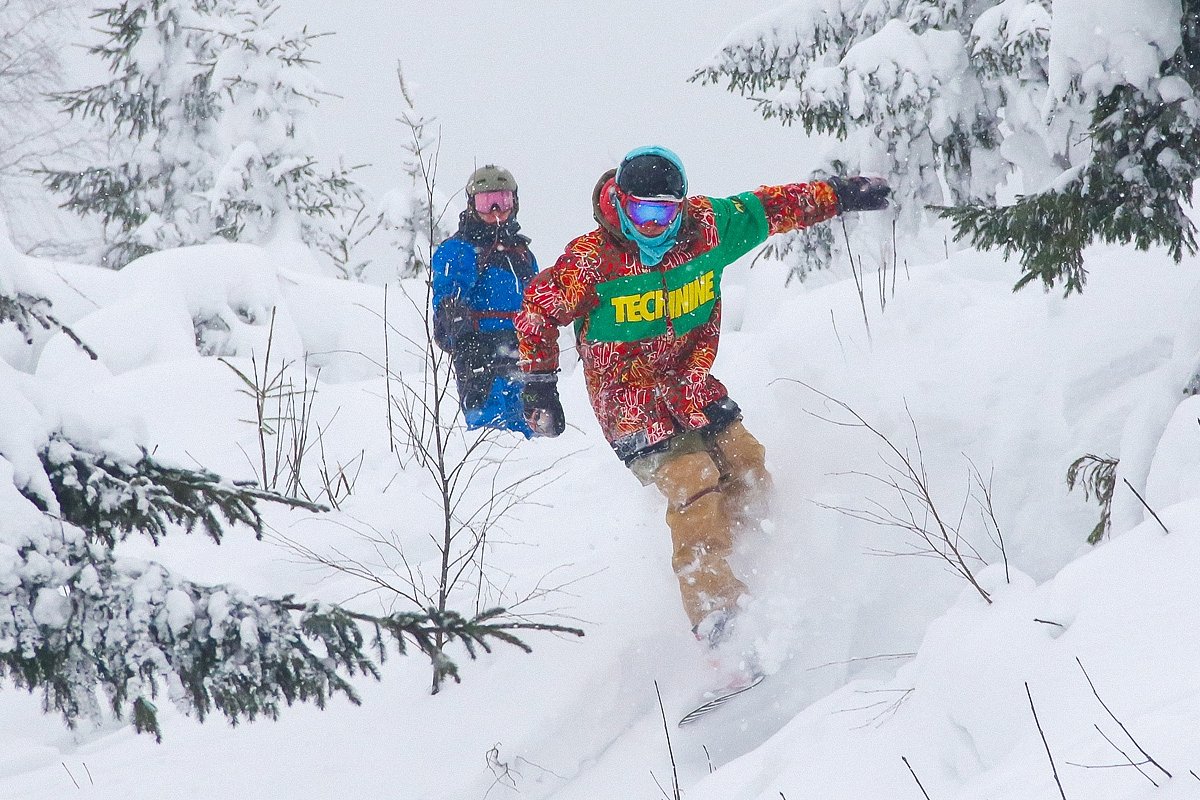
top-left (750, 176), bottom-right (891, 236)
top-left (704, 177), bottom-right (879, 262)
top-left (753, 180), bottom-right (842, 235)
top-left (701, 179), bottom-right (853, 266)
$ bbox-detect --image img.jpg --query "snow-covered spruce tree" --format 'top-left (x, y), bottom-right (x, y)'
top-left (199, 0), bottom-right (365, 266)
top-left (0, 305), bottom-right (577, 742)
top-left (942, 0), bottom-right (1199, 294)
top-left (38, 0), bottom-right (220, 268)
top-left (694, 0), bottom-right (1055, 281)
top-left (39, 0), bottom-right (363, 270)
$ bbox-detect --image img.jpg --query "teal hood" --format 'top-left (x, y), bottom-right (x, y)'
top-left (615, 145), bottom-right (688, 267)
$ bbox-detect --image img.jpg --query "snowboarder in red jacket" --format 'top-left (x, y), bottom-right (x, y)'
top-left (515, 145), bottom-right (890, 655)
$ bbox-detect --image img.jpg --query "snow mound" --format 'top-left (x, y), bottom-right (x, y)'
top-left (0, 213), bottom-right (1198, 800)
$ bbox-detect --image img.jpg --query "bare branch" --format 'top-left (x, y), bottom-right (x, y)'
top-left (1085, 724), bottom-right (1160, 787)
top-left (1122, 478), bottom-right (1170, 535)
top-left (795, 382), bottom-right (993, 604)
top-left (901, 756), bottom-right (933, 800)
top-left (1026, 682), bottom-right (1069, 800)
top-left (805, 652), bottom-right (915, 672)
top-left (654, 681), bottom-right (682, 800)
top-left (1077, 658), bottom-right (1172, 780)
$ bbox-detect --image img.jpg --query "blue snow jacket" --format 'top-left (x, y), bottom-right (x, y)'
top-left (432, 213), bottom-right (539, 436)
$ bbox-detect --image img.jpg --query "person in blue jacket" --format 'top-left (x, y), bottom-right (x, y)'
top-left (432, 165), bottom-right (539, 436)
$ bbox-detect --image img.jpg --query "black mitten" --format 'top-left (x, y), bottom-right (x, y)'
top-left (827, 176), bottom-right (892, 212)
top-left (522, 376), bottom-right (566, 437)
top-left (433, 297), bottom-right (473, 352)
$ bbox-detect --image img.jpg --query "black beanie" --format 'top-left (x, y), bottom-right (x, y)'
top-left (616, 153), bottom-right (686, 198)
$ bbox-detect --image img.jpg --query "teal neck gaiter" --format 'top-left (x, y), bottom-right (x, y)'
top-left (616, 204), bottom-right (683, 267)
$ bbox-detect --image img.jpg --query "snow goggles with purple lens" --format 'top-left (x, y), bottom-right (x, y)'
top-left (623, 196), bottom-right (682, 226)
top-left (473, 189), bottom-right (515, 214)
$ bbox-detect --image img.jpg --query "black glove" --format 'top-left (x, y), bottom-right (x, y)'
top-left (433, 296), bottom-right (473, 352)
top-left (522, 376), bottom-right (566, 437)
top-left (827, 176), bottom-right (891, 212)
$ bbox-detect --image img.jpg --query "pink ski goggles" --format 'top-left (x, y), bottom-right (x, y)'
top-left (473, 189), bottom-right (515, 214)
top-left (623, 195), bottom-right (682, 226)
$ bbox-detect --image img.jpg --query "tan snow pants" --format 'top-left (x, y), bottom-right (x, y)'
top-left (629, 421), bottom-right (772, 629)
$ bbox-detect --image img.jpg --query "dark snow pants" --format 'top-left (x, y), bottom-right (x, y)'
top-left (450, 331), bottom-right (530, 435)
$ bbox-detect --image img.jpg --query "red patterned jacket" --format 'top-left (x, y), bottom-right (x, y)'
top-left (516, 170), bottom-right (840, 460)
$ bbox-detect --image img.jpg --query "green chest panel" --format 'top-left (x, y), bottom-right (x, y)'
top-left (584, 192), bottom-right (769, 344)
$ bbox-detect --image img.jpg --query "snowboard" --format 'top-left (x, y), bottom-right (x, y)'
top-left (677, 673), bottom-right (766, 726)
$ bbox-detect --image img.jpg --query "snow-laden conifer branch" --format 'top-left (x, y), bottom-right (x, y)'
top-left (0, 521), bottom-right (375, 743)
top-left (0, 291), bottom-right (96, 358)
top-left (941, 74), bottom-right (1200, 294)
top-left (1, 433), bottom-right (576, 742)
top-left (288, 604), bottom-right (583, 690)
top-left (32, 433), bottom-right (323, 548)
top-left (940, 5), bottom-right (1198, 293)
top-left (1066, 454), bottom-right (1117, 544)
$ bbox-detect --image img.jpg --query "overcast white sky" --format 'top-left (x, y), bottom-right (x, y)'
top-left (275, 1), bottom-right (823, 253)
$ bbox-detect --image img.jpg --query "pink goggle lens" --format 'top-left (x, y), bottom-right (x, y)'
top-left (474, 190), bottom-right (515, 214)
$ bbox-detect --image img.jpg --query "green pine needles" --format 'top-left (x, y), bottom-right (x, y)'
top-left (35, 434), bottom-right (292, 546)
top-left (940, 182), bottom-right (1095, 295)
top-left (1066, 453), bottom-right (1118, 544)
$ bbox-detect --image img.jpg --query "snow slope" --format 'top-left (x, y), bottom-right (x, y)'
top-left (3, 3), bottom-right (1200, 799)
top-left (1, 223), bottom-right (1197, 798)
